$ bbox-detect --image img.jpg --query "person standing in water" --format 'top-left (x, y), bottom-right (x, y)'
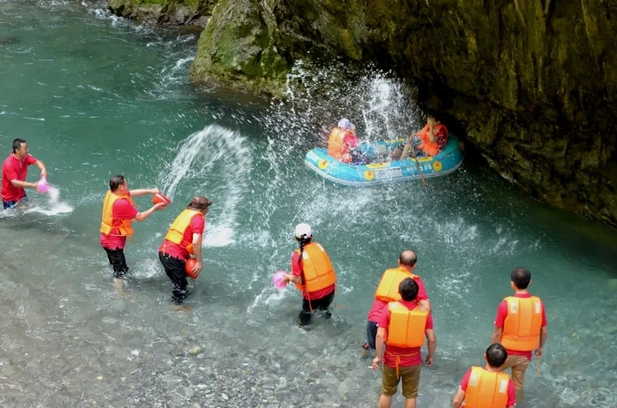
top-left (158, 196), bottom-right (212, 305)
top-left (100, 175), bottom-right (166, 292)
top-left (284, 223), bottom-right (337, 327)
top-left (492, 267), bottom-right (548, 402)
top-left (364, 250), bottom-right (430, 352)
top-left (1, 138), bottom-right (47, 209)
top-left (372, 277), bottom-right (436, 408)
top-left (452, 343), bottom-right (516, 408)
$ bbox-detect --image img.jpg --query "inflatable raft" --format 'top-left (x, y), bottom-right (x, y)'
top-left (304, 135), bottom-right (464, 186)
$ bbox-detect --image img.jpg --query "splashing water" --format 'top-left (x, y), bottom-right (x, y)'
top-left (158, 124), bottom-right (252, 248)
top-left (268, 60), bottom-right (421, 146)
top-left (25, 185), bottom-right (74, 216)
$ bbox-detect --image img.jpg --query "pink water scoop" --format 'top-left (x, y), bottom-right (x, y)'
top-left (36, 177), bottom-right (49, 194)
top-left (273, 271), bottom-right (288, 289)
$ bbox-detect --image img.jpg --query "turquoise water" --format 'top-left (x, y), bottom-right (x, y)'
top-left (1, 1), bottom-right (617, 407)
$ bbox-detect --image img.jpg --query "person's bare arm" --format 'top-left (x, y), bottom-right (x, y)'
top-left (135, 202), bottom-right (165, 221)
top-left (372, 327), bottom-right (386, 369)
top-left (452, 388), bottom-right (465, 408)
top-left (130, 188), bottom-right (159, 198)
top-left (10, 179), bottom-right (37, 189)
top-left (492, 326), bottom-right (502, 344)
top-left (35, 159), bottom-right (47, 178)
top-left (191, 233), bottom-right (204, 278)
top-left (536, 326), bottom-right (548, 357)
top-left (425, 329), bottom-right (436, 366)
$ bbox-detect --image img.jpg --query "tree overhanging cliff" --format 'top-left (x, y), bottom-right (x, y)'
top-left (108, 0), bottom-right (617, 229)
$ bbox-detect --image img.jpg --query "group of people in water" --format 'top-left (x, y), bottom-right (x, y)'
top-left (1, 138), bottom-right (212, 306)
top-left (278, 224), bottom-right (547, 408)
top-left (2, 135), bottom-right (547, 407)
top-left (326, 115), bottom-right (450, 165)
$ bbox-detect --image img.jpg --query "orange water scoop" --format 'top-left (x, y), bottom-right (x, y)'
top-left (152, 193), bottom-right (172, 205)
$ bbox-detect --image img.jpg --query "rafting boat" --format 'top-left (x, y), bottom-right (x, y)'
top-left (304, 135), bottom-right (464, 186)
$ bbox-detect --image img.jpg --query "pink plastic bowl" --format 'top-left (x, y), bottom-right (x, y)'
top-left (273, 271), bottom-right (288, 289)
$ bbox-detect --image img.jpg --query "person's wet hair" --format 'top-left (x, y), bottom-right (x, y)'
top-left (399, 277), bottom-right (419, 301)
top-left (109, 175), bottom-right (126, 191)
top-left (399, 250), bottom-right (417, 267)
top-left (12, 138), bottom-right (26, 153)
top-left (485, 343), bottom-right (508, 368)
top-left (511, 267), bottom-right (531, 289)
top-left (187, 196), bottom-right (213, 211)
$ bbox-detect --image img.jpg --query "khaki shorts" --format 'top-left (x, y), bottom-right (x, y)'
top-left (501, 354), bottom-right (530, 389)
top-left (381, 364), bottom-right (422, 399)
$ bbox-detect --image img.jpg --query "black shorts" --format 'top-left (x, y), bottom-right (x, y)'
top-left (103, 247), bottom-right (129, 278)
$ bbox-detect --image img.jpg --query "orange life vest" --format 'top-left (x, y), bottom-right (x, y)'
top-left (327, 127), bottom-right (352, 162)
top-left (417, 123), bottom-right (446, 156)
top-left (386, 302), bottom-right (428, 348)
top-left (100, 191), bottom-right (135, 237)
top-left (374, 267), bottom-right (419, 302)
top-left (164, 209), bottom-right (204, 255)
top-left (501, 296), bottom-right (543, 351)
top-left (293, 242), bottom-right (337, 293)
top-left (464, 366), bottom-right (510, 408)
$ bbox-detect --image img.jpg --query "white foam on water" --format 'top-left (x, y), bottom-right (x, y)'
top-left (25, 185), bottom-right (74, 216)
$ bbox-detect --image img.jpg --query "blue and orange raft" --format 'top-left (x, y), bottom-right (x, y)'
top-left (304, 135), bottom-right (464, 186)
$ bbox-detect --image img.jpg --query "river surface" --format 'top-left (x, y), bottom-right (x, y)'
top-left (1, 1), bottom-right (617, 407)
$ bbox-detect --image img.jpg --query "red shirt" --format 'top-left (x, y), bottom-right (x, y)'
top-left (291, 250), bottom-right (335, 300)
top-left (1, 153), bottom-right (37, 202)
top-left (378, 300), bottom-right (434, 368)
top-left (494, 293), bottom-right (547, 360)
top-left (158, 214), bottom-right (205, 260)
top-left (459, 367), bottom-right (516, 407)
top-left (344, 133), bottom-right (359, 149)
top-left (99, 196), bottom-right (139, 250)
top-left (367, 275), bottom-right (429, 322)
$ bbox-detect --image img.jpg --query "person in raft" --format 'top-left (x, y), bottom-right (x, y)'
top-left (452, 343), bottom-right (516, 408)
top-left (283, 223), bottom-right (337, 327)
top-left (158, 195), bottom-right (213, 305)
top-left (492, 267), bottom-right (547, 402)
top-left (392, 116), bottom-right (449, 160)
top-left (372, 277), bottom-right (436, 408)
top-left (327, 118), bottom-right (359, 163)
top-left (364, 250), bottom-right (430, 352)
top-left (100, 175), bottom-right (166, 292)
top-left (1, 138), bottom-right (47, 209)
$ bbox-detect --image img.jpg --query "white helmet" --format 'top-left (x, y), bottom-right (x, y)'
top-left (294, 223), bottom-right (313, 239)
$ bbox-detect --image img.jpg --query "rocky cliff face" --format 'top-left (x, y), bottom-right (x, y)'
top-left (110, 0), bottom-right (617, 228)
top-left (107, 0), bottom-right (217, 29)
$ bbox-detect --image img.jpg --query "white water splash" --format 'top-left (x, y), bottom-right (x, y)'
top-left (25, 185), bottom-right (74, 216)
top-left (159, 124), bottom-right (252, 248)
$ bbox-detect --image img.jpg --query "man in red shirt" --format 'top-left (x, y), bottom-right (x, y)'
top-left (158, 196), bottom-right (212, 305)
top-left (1, 138), bottom-right (47, 209)
top-left (372, 278), bottom-right (436, 408)
top-left (100, 175), bottom-right (166, 292)
top-left (452, 343), bottom-right (516, 408)
top-left (364, 250), bottom-right (430, 351)
top-left (492, 267), bottom-right (548, 402)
